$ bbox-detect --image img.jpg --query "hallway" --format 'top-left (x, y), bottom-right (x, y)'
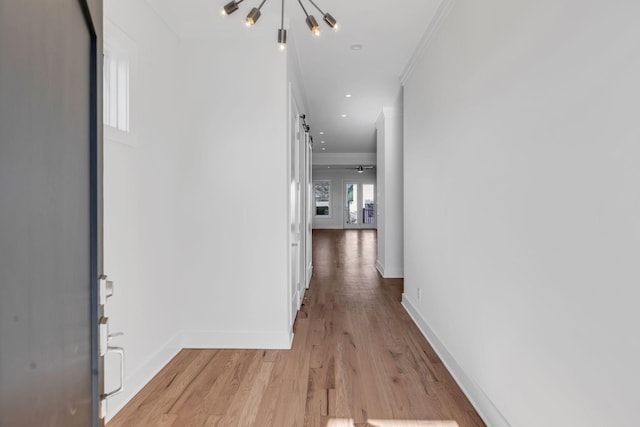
top-left (108, 230), bottom-right (483, 427)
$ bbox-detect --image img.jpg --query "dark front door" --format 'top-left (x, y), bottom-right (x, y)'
top-left (0, 1), bottom-right (103, 426)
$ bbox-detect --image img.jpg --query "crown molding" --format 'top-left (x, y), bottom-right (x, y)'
top-left (400, 0), bottom-right (458, 85)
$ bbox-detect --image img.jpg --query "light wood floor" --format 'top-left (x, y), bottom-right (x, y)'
top-left (108, 230), bottom-right (484, 427)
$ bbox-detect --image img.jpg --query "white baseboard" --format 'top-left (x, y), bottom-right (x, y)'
top-left (401, 295), bottom-right (511, 427)
top-left (105, 333), bottom-right (182, 422)
top-left (292, 288), bottom-right (301, 324)
top-left (181, 329), bottom-right (294, 350)
top-left (376, 260), bottom-right (404, 279)
top-left (376, 260), bottom-right (385, 276)
top-left (383, 266), bottom-right (404, 278)
top-left (306, 264), bottom-right (313, 288)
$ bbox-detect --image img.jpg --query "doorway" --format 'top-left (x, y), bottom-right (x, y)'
top-left (344, 182), bottom-right (376, 229)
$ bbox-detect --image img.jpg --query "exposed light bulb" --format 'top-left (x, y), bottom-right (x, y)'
top-left (222, 1), bottom-right (240, 16)
top-left (277, 28), bottom-right (287, 51)
top-left (306, 16), bottom-right (320, 36)
top-left (246, 7), bottom-right (261, 26)
top-left (323, 13), bottom-right (338, 30)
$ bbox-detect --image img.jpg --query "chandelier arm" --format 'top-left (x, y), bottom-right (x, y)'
top-left (297, 0), bottom-right (310, 17)
top-left (281, 0), bottom-right (285, 28)
top-left (307, 0), bottom-right (325, 15)
top-left (257, 0), bottom-right (267, 10)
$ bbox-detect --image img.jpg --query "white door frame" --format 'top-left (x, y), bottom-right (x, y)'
top-left (304, 136), bottom-right (313, 288)
top-left (288, 85), bottom-right (302, 328)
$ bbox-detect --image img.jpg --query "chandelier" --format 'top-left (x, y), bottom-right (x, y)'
top-left (221, 0), bottom-right (339, 50)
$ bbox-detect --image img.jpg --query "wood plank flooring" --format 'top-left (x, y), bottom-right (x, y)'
top-left (107, 230), bottom-right (484, 427)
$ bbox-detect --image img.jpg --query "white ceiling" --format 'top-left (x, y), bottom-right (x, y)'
top-left (146, 0), bottom-right (443, 154)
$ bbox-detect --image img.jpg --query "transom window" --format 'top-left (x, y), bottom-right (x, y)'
top-left (103, 19), bottom-right (136, 145)
top-left (103, 50), bottom-right (129, 133)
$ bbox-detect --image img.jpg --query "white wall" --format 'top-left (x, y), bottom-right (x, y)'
top-left (376, 90), bottom-right (404, 278)
top-left (103, 0), bottom-right (183, 419)
top-left (312, 168), bottom-right (377, 229)
top-left (403, 1), bottom-right (640, 426)
top-left (177, 36), bottom-right (290, 347)
top-left (104, 2), bottom-right (296, 421)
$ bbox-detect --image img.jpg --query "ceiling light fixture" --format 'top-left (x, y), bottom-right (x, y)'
top-left (307, 0), bottom-right (338, 30)
top-left (222, 0), bottom-right (244, 15)
top-left (277, 0), bottom-right (287, 50)
top-left (345, 93), bottom-right (352, 98)
top-left (222, 0), bottom-right (338, 47)
top-left (245, 0), bottom-right (266, 26)
top-left (298, 0), bottom-right (320, 36)
top-left (355, 165), bottom-right (374, 173)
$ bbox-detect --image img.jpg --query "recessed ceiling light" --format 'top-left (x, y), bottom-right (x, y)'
top-left (341, 114), bottom-right (347, 118)
top-left (319, 131), bottom-right (324, 135)
top-left (345, 94), bottom-right (352, 98)
top-left (321, 140), bottom-right (325, 144)
top-left (350, 44), bottom-right (363, 51)
top-left (321, 147), bottom-right (326, 150)
top-left (327, 166), bottom-right (331, 168)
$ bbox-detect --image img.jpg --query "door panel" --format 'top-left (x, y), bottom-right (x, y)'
top-left (345, 182), bottom-right (359, 227)
top-left (362, 183), bottom-right (376, 227)
top-left (305, 137), bottom-right (313, 288)
top-left (289, 87), bottom-right (302, 324)
top-left (0, 1), bottom-right (102, 426)
top-left (344, 182), bottom-right (376, 229)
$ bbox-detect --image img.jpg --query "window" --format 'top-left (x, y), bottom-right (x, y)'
top-left (103, 19), bottom-right (136, 145)
top-left (103, 50), bottom-right (129, 132)
top-left (314, 181), bottom-right (331, 217)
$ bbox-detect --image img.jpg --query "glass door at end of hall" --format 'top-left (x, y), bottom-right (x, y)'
top-left (344, 182), bottom-right (375, 228)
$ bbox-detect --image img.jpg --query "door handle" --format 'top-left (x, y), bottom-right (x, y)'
top-left (108, 332), bottom-right (124, 342)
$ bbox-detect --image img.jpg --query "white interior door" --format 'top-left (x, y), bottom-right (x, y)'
top-left (289, 90), bottom-right (302, 325)
top-left (305, 137), bottom-right (313, 288)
